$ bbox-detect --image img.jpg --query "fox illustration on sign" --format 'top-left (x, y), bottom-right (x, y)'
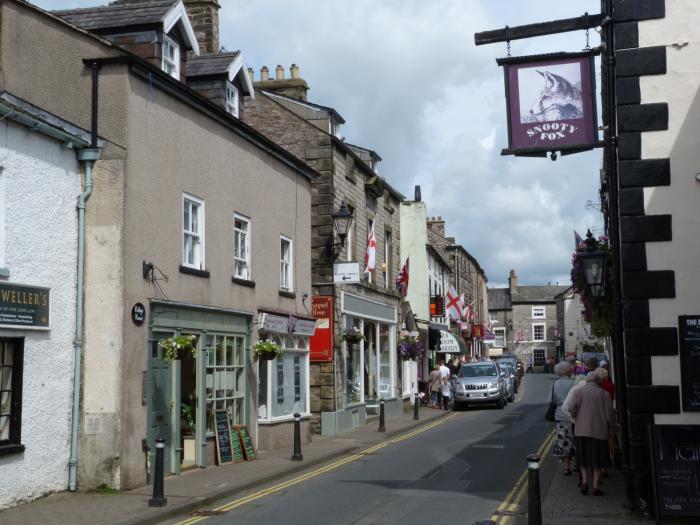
top-left (523, 69), bottom-right (583, 123)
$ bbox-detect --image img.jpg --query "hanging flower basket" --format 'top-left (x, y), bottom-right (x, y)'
top-left (397, 336), bottom-right (424, 361)
top-left (342, 327), bottom-right (365, 344)
top-left (253, 339), bottom-right (282, 361)
top-left (571, 235), bottom-right (614, 337)
top-left (159, 334), bottom-right (197, 363)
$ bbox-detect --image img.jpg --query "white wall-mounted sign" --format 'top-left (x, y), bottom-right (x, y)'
top-left (333, 262), bottom-right (360, 284)
top-left (437, 330), bottom-right (460, 354)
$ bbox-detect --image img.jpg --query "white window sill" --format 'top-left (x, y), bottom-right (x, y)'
top-left (258, 412), bottom-right (311, 424)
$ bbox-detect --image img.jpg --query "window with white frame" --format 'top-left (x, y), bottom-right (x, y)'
top-left (533, 323), bottom-right (546, 341)
top-left (162, 34), bottom-right (180, 79)
top-left (383, 230), bottom-right (392, 289)
top-left (533, 348), bottom-right (546, 366)
top-left (257, 335), bottom-right (309, 421)
top-left (204, 334), bottom-right (246, 433)
top-left (345, 203), bottom-right (356, 262)
top-left (225, 83), bottom-right (239, 117)
top-left (280, 236), bottom-right (293, 291)
top-left (494, 327), bottom-right (506, 348)
top-left (234, 214), bottom-right (251, 279)
top-left (182, 194), bottom-right (204, 269)
top-left (0, 171), bottom-right (5, 271)
top-left (532, 306), bottom-right (546, 319)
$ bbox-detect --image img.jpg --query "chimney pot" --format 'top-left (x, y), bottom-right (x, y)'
top-left (414, 185), bottom-right (421, 202)
top-left (290, 63), bottom-right (300, 79)
top-left (260, 66), bottom-right (269, 81)
top-left (275, 65), bottom-right (284, 80)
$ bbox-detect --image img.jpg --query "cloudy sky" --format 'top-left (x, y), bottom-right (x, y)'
top-left (36, 0), bottom-right (603, 287)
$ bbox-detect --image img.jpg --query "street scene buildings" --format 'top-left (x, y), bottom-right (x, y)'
top-left (0, 1), bottom-right (699, 524)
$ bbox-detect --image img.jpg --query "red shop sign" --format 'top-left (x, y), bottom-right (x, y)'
top-left (310, 296), bottom-right (333, 363)
top-left (471, 324), bottom-right (484, 339)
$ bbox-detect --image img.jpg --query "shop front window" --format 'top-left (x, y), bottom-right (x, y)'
top-left (344, 316), bottom-right (362, 406)
top-left (205, 334), bottom-right (246, 433)
top-left (0, 338), bottom-right (23, 449)
top-left (258, 335), bottom-right (309, 420)
top-left (364, 321), bottom-right (377, 400)
top-left (379, 323), bottom-right (393, 399)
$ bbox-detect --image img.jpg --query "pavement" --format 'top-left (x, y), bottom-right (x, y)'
top-left (0, 405), bottom-right (449, 525)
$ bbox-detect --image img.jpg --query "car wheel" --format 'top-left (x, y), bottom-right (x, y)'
top-left (508, 393), bottom-right (515, 402)
top-left (496, 397), bottom-right (505, 409)
top-left (453, 402), bottom-right (462, 411)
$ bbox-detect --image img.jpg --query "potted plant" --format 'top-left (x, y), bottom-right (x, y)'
top-left (253, 338), bottom-right (282, 361)
top-left (159, 334), bottom-right (197, 363)
top-left (342, 326), bottom-right (365, 344)
top-left (397, 335), bottom-right (424, 361)
top-left (181, 402), bottom-right (195, 435)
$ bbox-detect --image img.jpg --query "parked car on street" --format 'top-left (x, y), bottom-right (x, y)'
top-left (453, 362), bottom-right (506, 410)
top-left (501, 362), bottom-right (519, 396)
top-left (498, 363), bottom-right (515, 402)
top-left (495, 355), bottom-right (524, 379)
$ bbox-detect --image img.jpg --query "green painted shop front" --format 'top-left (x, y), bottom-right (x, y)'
top-left (147, 300), bottom-right (252, 476)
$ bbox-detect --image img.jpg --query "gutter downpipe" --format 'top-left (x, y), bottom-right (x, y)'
top-left (69, 62), bottom-right (102, 492)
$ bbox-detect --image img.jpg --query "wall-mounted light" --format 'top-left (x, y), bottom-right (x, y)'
top-left (326, 201), bottom-right (354, 261)
top-left (579, 230), bottom-right (607, 297)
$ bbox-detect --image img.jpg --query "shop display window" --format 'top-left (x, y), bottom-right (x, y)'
top-left (258, 336), bottom-right (309, 421)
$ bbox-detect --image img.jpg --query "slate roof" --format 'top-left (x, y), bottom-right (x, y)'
top-left (512, 285), bottom-right (569, 304)
top-left (187, 52), bottom-right (241, 77)
top-left (53, 1), bottom-right (176, 32)
top-left (488, 288), bottom-right (511, 310)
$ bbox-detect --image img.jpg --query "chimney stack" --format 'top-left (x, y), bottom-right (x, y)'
top-left (426, 216), bottom-right (445, 237)
top-left (253, 63), bottom-right (309, 101)
top-left (182, 1), bottom-right (221, 56)
top-left (247, 67), bottom-right (254, 83)
top-left (509, 270), bottom-right (518, 294)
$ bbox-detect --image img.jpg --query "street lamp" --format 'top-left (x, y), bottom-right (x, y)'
top-left (327, 201), bottom-right (354, 260)
top-left (579, 229), bottom-right (607, 297)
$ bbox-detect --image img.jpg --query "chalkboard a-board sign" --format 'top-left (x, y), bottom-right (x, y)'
top-left (235, 425), bottom-right (256, 461)
top-left (680, 316), bottom-right (700, 411)
top-left (214, 409), bottom-right (234, 465)
top-left (649, 424), bottom-right (700, 520)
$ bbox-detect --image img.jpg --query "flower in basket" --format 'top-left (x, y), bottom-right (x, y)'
top-left (252, 338), bottom-right (283, 361)
top-left (398, 336), bottom-right (424, 361)
top-left (159, 334), bottom-right (197, 363)
top-left (342, 326), bottom-right (365, 344)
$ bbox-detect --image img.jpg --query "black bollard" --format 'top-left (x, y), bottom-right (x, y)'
top-left (378, 399), bottom-right (386, 432)
top-left (526, 453), bottom-right (542, 525)
top-left (291, 412), bottom-right (303, 461)
top-left (413, 392), bottom-right (420, 421)
top-left (149, 438), bottom-right (167, 507)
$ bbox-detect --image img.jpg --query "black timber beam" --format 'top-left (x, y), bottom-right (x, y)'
top-left (474, 13), bottom-right (605, 46)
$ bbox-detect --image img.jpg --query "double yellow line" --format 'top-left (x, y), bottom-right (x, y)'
top-left (490, 428), bottom-right (556, 525)
top-left (176, 412), bottom-right (459, 525)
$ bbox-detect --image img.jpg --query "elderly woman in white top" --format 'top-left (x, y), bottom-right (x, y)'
top-left (551, 361), bottom-right (576, 475)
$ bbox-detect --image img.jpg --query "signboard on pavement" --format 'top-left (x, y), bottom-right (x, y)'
top-left (680, 315), bottom-right (700, 411)
top-left (333, 262), bottom-right (360, 283)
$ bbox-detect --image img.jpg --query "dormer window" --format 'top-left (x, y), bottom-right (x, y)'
top-left (225, 83), bottom-right (239, 117)
top-left (162, 34), bottom-right (180, 78)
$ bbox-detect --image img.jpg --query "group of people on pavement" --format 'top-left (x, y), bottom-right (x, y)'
top-left (428, 359), bottom-right (454, 410)
top-left (550, 356), bottom-right (616, 496)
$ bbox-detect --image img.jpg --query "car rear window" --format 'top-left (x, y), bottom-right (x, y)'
top-left (459, 365), bottom-right (497, 377)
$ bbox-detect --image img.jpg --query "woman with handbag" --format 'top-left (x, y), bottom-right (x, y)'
top-left (548, 361), bottom-right (576, 475)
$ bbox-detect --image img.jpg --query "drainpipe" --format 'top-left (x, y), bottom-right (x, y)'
top-left (69, 61), bottom-right (102, 492)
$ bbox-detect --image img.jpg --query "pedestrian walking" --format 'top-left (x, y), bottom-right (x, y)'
top-left (428, 364), bottom-right (442, 408)
top-left (551, 361), bottom-right (576, 476)
top-left (569, 371), bottom-right (614, 496)
top-left (598, 362), bottom-right (615, 400)
top-left (440, 376), bottom-right (451, 410)
top-left (526, 356), bottom-right (533, 373)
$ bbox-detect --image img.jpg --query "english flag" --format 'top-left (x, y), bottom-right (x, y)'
top-left (396, 257), bottom-right (409, 299)
top-left (363, 221), bottom-right (376, 274)
top-left (446, 286), bottom-right (463, 319)
top-left (462, 301), bottom-right (473, 321)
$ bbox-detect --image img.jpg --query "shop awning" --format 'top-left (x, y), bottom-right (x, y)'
top-left (429, 327), bottom-right (468, 354)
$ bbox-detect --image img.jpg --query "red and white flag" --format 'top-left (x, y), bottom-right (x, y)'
top-left (363, 221), bottom-right (376, 274)
top-left (396, 257), bottom-right (409, 298)
top-left (445, 286), bottom-right (462, 319)
top-left (462, 301), bottom-right (473, 321)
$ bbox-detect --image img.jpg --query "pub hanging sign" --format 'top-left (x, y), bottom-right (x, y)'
top-left (497, 50), bottom-right (599, 157)
top-left (0, 282), bottom-right (50, 329)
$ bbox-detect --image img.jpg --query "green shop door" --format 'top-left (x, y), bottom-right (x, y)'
top-left (148, 332), bottom-right (174, 477)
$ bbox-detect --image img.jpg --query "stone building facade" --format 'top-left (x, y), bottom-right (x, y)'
top-left (243, 68), bottom-right (405, 435)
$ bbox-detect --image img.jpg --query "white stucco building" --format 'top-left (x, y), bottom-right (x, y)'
top-left (0, 93), bottom-right (92, 508)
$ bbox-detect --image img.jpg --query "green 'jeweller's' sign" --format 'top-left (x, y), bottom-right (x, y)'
top-left (0, 282), bottom-right (50, 328)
